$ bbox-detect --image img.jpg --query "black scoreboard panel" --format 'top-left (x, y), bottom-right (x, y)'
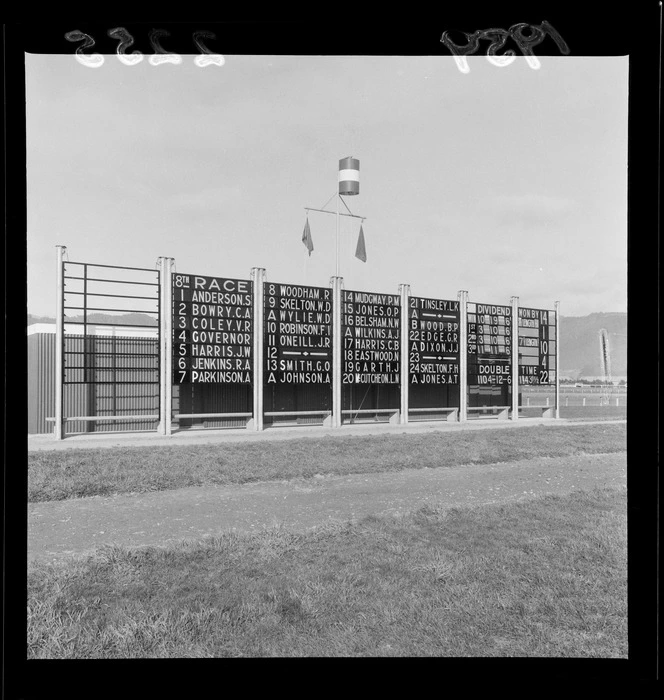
top-left (518, 307), bottom-right (556, 385)
top-left (408, 296), bottom-right (460, 386)
top-left (467, 302), bottom-right (512, 388)
top-left (342, 290), bottom-right (400, 385)
top-left (264, 282), bottom-right (332, 385)
top-left (172, 273), bottom-right (253, 384)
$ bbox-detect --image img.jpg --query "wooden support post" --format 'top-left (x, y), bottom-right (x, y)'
top-left (249, 267), bottom-right (265, 431)
top-left (54, 245), bottom-right (66, 440)
top-left (511, 296), bottom-right (519, 420)
top-left (458, 290), bottom-right (468, 422)
top-left (399, 283), bottom-right (410, 424)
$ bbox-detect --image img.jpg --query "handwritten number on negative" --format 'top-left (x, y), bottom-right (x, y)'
top-left (64, 30), bottom-right (104, 68)
top-left (148, 29), bottom-right (183, 65)
top-left (66, 28), bottom-right (224, 67)
top-left (483, 28), bottom-right (517, 68)
top-left (108, 27), bottom-right (144, 65)
top-left (193, 31), bottom-right (225, 67)
top-left (440, 21), bottom-right (570, 73)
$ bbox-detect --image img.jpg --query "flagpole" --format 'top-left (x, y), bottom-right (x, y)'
top-left (336, 193), bottom-right (340, 278)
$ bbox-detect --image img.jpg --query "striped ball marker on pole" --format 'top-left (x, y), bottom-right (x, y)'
top-left (339, 157), bottom-right (360, 196)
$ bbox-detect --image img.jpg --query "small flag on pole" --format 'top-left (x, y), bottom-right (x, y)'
top-left (355, 224), bottom-right (367, 262)
top-left (302, 218), bottom-right (314, 256)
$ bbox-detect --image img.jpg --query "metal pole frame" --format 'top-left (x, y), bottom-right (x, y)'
top-left (54, 245), bottom-right (66, 439)
top-left (250, 267), bottom-right (266, 431)
top-left (304, 206), bottom-right (365, 221)
top-left (303, 193), bottom-right (365, 282)
top-left (336, 194), bottom-right (340, 279)
top-left (399, 284), bottom-right (411, 424)
top-left (457, 290), bottom-right (468, 422)
top-left (511, 295), bottom-right (519, 420)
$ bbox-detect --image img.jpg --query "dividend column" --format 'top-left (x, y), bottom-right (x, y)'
top-left (250, 267), bottom-right (265, 431)
top-left (399, 284), bottom-right (410, 424)
top-left (511, 295), bottom-right (519, 420)
top-left (457, 290), bottom-right (468, 422)
top-left (54, 245), bottom-right (66, 440)
top-left (331, 276), bottom-right (343, 428)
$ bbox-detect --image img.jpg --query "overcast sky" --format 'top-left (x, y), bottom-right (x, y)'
top-left (26, 53), bottom-right (627, 318)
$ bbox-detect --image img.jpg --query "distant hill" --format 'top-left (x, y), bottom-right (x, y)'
top-left (558, 312), bottom-right (626, 378)
top-left (28, 311), bottom-right (626, 378)
top-left (27, 314), bottom-right (58, 325)
top-left (28, 312), bottom-right (157, 327)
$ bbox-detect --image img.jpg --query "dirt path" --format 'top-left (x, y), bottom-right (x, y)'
top-left (28, 452), bottom-right (626, 562)
top-left (27, 418), bottom-right (626, 452)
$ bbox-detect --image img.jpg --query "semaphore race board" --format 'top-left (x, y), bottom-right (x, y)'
top-left (341, 289), bottom-right (400, 384)
top-left (172, 273), bottom-right (253, 384)
top-left (264, 282), bottom-right (332, 385)
top-left (467, 301), bottom-right (512, 386)
top-left (517, 307), bottom-right (556, 385)
top-left (408, 296), bottom-right (460, 385)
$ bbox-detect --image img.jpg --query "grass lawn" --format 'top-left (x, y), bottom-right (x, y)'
top-left (558, 406), bottom-right (626, 421)
top-left (27, 486), bottom-right (627, 658)
top-left (28, 423), bottom-right (626, 502)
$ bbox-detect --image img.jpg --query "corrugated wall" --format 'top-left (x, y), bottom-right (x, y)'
top-left (29, 331), bottom-right (522, 434)
top-left (408, 383), bottom-right (461, 421)
top-left (28, 332), bottom-right (160, 435)
top-left (176, 382), bottom-right (252, 429)
top-left (341, 383), bottom-right (400, 423)
top-left (64, 335), bottom-right (159, 433)
top-left (264, 382), bottom-right (331, 426)
top-left (29, 330), bottom-right (255, 434)
top-left (28, 333), bottom-right (56, 434)
top-left (409, 383), bottom-right (460, 410)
